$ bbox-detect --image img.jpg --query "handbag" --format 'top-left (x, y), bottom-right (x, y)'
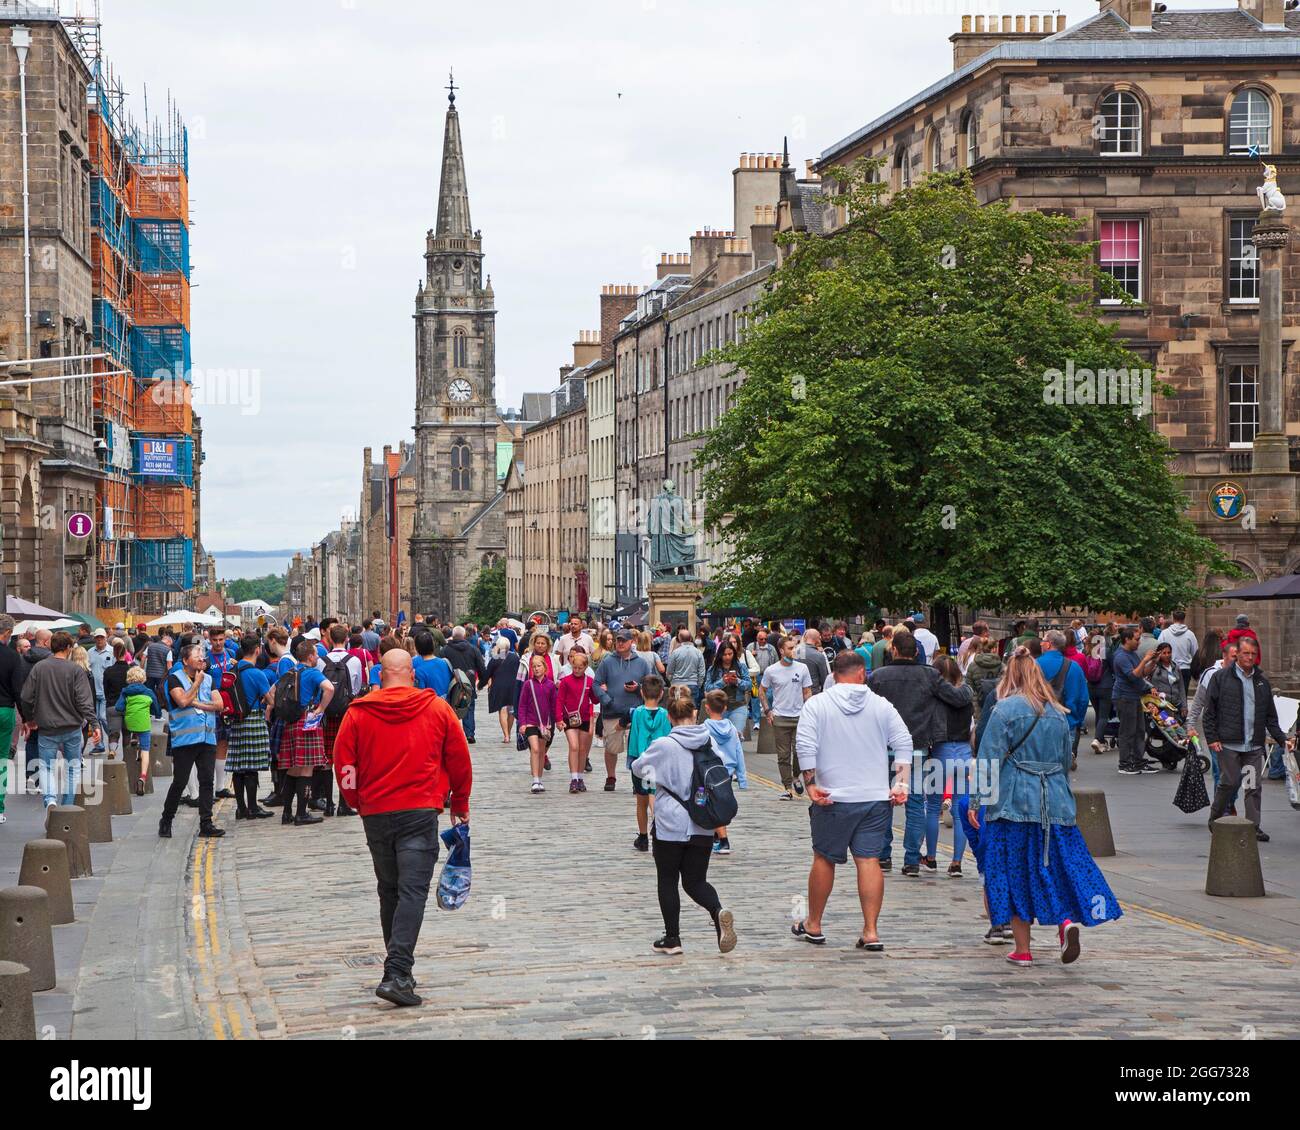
top-left (1173, 738), bottom-right (1211, 814)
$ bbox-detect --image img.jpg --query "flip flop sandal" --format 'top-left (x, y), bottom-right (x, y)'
top-left (791, 921), bottom-right (826, 946)
top-left (856, 938), bottom-right (885, 952)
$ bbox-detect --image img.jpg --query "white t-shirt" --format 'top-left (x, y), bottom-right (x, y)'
top-left (761, 660), bottom-right (812, 717)
top-left (913, 627), bottom-right (940, 664)
top-left (555, 632), bottom-right (594, 662)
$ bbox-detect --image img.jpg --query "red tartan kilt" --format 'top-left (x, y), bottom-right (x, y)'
top-left (322, 712), bottom-right (344, 760)
top-left (277, 718), bottom-right (329, 770)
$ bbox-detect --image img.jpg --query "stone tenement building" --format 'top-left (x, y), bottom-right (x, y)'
top-left (0, 8), bottom-right (101, 613)
top-left (817, 0), bottom-right (1300, 683)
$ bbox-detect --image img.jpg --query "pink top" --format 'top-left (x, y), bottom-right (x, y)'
top-left (556, 673), bottom-right (596, 722)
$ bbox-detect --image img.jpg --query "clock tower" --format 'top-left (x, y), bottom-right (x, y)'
top-left (409, 77), bottom-right (502, 620)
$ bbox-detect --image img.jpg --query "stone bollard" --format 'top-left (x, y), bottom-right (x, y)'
top-left (1206, 816), bottom-right (1266, 898)
top-left (0, 961), bottom-right (37, 1040)
top-left (151, 722), bottom-right (172, 779)
top-left (0, 887), bottom-right (56, 991)
top-left (756, 719), bottom-right (776, 758)
top-left (18, 841), bottom-right (74, 925)
top-left (102, 761), bottom-right (132, 817)
top-left (44, 806), bottom-right (92, 879)
top-left (122, 743), bottom-right (154, 796)
top-left (73, 784), bottom-right (112, 845)
top-left (1072, 787), bottom-right (1115, 858)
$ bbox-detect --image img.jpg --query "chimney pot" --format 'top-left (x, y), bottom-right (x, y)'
top-left (962, 14), bottom-right (971, 32)
top-left (1057, 13), bottom-right (1066, 31)
top-left (974, 14), bottom-right (984, 31)
top-left (1015, 15), bottom-right (1025, 32)
top-left (1002, 15), bottom-right (1012, 32)
top-left (1029, 14), bottom-right (1039, 32)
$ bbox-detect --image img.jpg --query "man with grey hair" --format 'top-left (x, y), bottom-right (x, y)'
top-left (1037, 629), bottom-right (1090, 768)
top-left (0, 614), bottom-right (24, 824)
top-left (440, 625), bottom-right (486, 743)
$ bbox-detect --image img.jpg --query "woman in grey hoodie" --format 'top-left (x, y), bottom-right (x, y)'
top-left (632, 688), bottom-right (738, 956)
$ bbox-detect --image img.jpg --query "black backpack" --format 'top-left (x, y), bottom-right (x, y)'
top-left (322, 656), bottom-right (355, 718)
top-left (656, 734), bottom-right (739, 828)
top-left (273, 668), bottom-right (305, 725)
top-left (227, 663), bottom-right (254, 723)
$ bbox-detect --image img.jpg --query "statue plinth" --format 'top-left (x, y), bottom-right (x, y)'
top-left (648, 581), bottom-right (704, 636)
top-left (1252, 209), bottom-right (1291, 473)
top-left (1252, 212), bottom-right (1291, 249)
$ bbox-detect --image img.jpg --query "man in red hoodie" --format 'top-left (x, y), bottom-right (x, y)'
top-left (333, 649), bottom-right (472, 1007)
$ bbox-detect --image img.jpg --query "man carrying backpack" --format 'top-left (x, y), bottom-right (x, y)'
top-left (440, 626), bottom-right (486, 743)
top-left (792, 650), bottom-right (912, 951)
top-left (320, 623), bottom-right (363, 816)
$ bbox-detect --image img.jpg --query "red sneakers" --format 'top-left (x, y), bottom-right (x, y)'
top-left (1059, 920), bottom-right (1081, 965)
top-left (1005, 951), bottom-right (1033, 967)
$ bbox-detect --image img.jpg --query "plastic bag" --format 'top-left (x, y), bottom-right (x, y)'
top-left (1172, 741), bottom-right (1210, 814)
top-left (436, 822), bottom-right (471, 910)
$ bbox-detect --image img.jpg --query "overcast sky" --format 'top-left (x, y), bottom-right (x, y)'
top-left (90, 0), bottom-right (1213, 552)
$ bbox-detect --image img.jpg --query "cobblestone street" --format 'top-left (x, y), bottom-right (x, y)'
top-left (114, 699), bottom-right (1298, 1040)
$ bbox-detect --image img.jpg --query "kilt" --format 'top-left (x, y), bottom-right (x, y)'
top-left (268, 717), bottom-right (284, 760)
top-left (322, 712), bottom-right (344, 761)
top-left (227, 712), bottom-right (272, 773)
top-left (215, 716), bottom-right (232, 744)
top-left (277, 718), bottom-right (329, 770)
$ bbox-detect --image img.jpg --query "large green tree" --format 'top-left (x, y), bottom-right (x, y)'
top-left (226, 574), bottom-right (286, 606)
top-left (466, 559), bottom-right (507, 625)
top-left (697, 165), bottom-right (1232, 617)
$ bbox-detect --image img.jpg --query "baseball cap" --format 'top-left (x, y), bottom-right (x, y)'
top-left (911, 612), bottom-right (925, 623)
top-left (616, 629), bottom-right (636, 642)
top-left (93, 627), bottom-right (108, 638)
top-left (114, 622), bottom-right (126, 631)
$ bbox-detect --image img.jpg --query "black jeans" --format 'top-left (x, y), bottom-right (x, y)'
top-left (362, 809), bottom-right (439, 980)
top-left (652, 834), bottom-right (720, 938)
top-left (162, 742), bottom-right (216, 824)
top-left (1116, 697), bottom-right (1144, 771)
top-left (1090, 686), bottom-right (1113, 740)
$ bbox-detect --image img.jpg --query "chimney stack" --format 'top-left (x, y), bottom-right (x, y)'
top-left (951, 10), bottom-right (1062, 70)
top-left (572, 329), bottom-right (601, 369)
top-left (599, 285), bottom-right (639, 361)
top-left (1238, 0), bottom-right (1287, 30)
top-left (1098, 1), bottom-right (1153, 30)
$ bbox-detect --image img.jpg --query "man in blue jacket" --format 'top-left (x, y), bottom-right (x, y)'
top-left (1038, 630), bottom-right (1090, 770)
top-left (1112, 625), bottom-right (1157, 775)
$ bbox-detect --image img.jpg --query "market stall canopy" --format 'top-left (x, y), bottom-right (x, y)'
top-left (5, 597), bottom-right (67, 620)
top-left (145, 608), bottom-right (224, 628)
top-left (12, 618), bottom-right (80, 635)
top-left (1212, 574), bottom-right (1300, 601)
top-left (65, 611), bottom-right (106, 632)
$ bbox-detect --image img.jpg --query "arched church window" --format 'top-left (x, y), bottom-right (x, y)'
top-left (451, 439), bottom-right (472, 491)
top-left (453, 329), bottom-right (468, 369)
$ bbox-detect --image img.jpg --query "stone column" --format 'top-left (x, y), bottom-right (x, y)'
top-left (1251, 212), bottom-right (1291, 473)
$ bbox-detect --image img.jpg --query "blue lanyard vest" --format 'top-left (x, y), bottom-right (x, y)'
top-left (170, 669), bottom-right (217, 747)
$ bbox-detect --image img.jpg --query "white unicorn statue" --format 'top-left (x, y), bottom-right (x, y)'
top-left (1257, 163), bottom-right (1287, 213)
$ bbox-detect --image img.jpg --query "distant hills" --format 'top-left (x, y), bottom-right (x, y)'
top-left (212, 548), bottom-right (306, 557)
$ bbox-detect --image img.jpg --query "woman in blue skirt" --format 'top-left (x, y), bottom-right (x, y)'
top-left (969, 647), bottom-right (1122, 967)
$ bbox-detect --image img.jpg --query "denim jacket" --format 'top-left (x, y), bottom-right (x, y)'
top-left (975, 695), bottom-right (1075, 863)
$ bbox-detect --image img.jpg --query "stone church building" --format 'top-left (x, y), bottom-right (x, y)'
top-left (407, 85), bottom-right (510, 621)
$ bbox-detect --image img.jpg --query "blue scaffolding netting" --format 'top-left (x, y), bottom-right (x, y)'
top-left (92, 179), bottom-right (132, 261)
top-left (131, 538), bottom-right (194, 592)
top-left (93, 298), bottom-right (131, 370)
top-left (129, 326), bottom-right (191, 383)
top-left (133, 219), bottom-right (190, 277)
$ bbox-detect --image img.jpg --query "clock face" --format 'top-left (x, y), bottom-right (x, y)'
top-left (448, 378), bottom-right (473, 403)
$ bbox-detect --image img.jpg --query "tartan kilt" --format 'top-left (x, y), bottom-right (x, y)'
top-left (277, 718), bottom-right (329, 770)
top-left (268, 717), bottom-right (285, 760)
top-left (322, 712), bottom-right (344, 761)
top-left (226, 712), bottom-right (272, 772)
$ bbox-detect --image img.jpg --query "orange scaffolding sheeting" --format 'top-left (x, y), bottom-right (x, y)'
top-left (130, 165), bottom-right (189, 224)
top-left (99, 477), bottom-right (134, 539)
top-left (93, 356), bottom-right (133, 426)
top-left (89, 112), bottom-right (129, 196)
top-left (134, 486), bottom-right (193, 541)
top-left (132, 379), bottom-right (192, 435)
top-left (132, 274), bottom-right (190, 327)
top-left (91, 234), bottom-right (131, 309)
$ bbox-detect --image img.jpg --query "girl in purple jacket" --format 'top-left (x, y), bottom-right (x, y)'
top-left (519, 654), bottom-right (558, 795)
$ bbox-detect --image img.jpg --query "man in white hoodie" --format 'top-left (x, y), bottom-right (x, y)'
top-left (791, 650), bottom-right (912, 950)
top-left (1163, 610), bottom-right (1198, 692)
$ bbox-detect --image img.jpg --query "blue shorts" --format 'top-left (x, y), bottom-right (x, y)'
top-left (809, 799), bottom-right (891, 864)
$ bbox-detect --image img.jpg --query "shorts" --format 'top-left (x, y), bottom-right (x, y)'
top-left (521, 726), bottom-right (551, 745)
top-left (809, 799), bottom-right (891, 864)
top-left (128, 729), bottom-right (153, 752)
top-left (562, 719), bottom-right (590, 733)
top-left (603, 721), bottom-right (629, 758)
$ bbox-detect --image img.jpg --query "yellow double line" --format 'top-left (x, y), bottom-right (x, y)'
top-left (190, 806), bottom-right (244, 1039)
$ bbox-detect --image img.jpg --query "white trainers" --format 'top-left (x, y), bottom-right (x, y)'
top-left (530, 780), bottom-right (544, 795)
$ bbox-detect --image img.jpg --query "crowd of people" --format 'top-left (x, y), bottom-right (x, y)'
top-left (3, 603), bottom-right (1292, 997)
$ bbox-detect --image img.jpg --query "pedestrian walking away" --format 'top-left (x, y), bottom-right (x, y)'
top-left (793, 649), bottom-right (912, 950)
top-left (627, 674), bottom-right (671, 851)
top-left (969, 648), bottom-right (1123, 967)
top-left (333, 648), bottom-right (472, 1007)
top-left (632, 688), bottom-right (737, 956)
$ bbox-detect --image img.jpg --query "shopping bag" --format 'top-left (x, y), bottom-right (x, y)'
top-left (1283, 748), bottom-right (1300, 812)
top-left (1172, 743), bottom-right (1210, 814)
top-left (436, 822), bottom-right (471, 910)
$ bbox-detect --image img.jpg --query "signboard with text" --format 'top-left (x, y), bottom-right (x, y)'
top-left (137, 438), bottom-right (179, 477)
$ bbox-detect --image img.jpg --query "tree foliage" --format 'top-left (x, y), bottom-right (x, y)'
top-left (466, 559), bottom-right (507, 625)
top-left (697, 166), bottom-right (1233, 617)
top-left (226, 574), bottom-right (286, 606)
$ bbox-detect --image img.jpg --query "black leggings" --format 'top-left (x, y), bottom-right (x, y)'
top-left (652, 834), bottom-right (721, 938)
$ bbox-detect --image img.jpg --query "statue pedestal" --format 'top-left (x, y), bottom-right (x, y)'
top-left (648, 582), bottom-right (704, 636)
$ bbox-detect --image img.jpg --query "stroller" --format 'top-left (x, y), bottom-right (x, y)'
top-left (1141, 691), bottom-right (1210, 774)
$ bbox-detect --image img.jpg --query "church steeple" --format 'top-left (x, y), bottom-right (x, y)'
top-left (435, 72), bottom-right (473, 238)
